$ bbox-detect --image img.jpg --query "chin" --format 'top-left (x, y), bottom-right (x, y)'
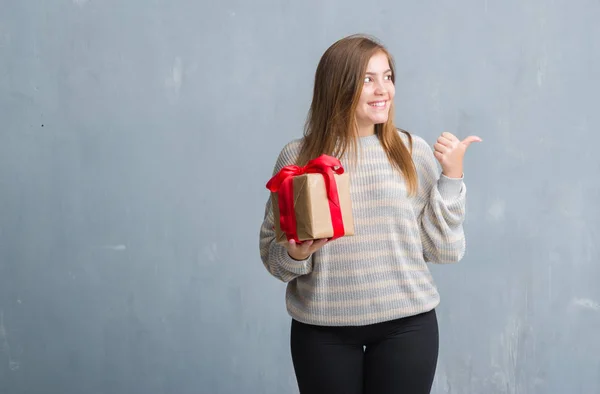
top-left (371, 116), bottom-right (389, 125)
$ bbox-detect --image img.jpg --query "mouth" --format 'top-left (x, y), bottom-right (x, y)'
top-left (368, 100), bottom-right (388, 108)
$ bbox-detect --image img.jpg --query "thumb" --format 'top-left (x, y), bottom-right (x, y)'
top-left (461, 135), bottom-right (482, 147)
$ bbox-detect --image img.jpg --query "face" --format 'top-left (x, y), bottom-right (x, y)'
top-left (355, 51), bottom-right (395, 135)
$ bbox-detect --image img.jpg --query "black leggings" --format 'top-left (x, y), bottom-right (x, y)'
top-left (290, 309), bottom-right (439, 394)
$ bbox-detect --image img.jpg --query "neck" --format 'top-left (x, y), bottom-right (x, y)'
top-left (357, 124), bottom-right (375, 137)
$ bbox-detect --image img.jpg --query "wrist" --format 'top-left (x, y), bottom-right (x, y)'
top-left (288, 251), bottom-right (310, 261)
top-left (442, 167), bottom-right (463, 178)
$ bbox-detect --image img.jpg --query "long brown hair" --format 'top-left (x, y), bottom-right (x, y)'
top-left (297, 34), bottom-right (418, 196)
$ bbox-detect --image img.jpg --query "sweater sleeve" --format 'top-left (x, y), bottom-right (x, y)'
top-left (259, 141), bottom-right (313, 282)
top-left (412, 136), bottom-right (467, 263)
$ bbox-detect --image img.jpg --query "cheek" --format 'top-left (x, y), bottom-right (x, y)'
top-left (388, 85), bottom-right (396, 99)
top-left (357, 99), bottom-right (371, 116)
top-left (358, 91), bottom-right (370, 105)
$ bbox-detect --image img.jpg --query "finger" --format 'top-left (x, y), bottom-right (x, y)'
top-left (308, 238), bottom-right (326, 247)
top-left (433, 150), bottom-right (443, 161)
top-left (310, 239), bottom-right (328, 253)
top-left (437, 136), bottom-right (453, 147)
top-left (442, 132), bottom-right (458, 142)
top-left (315, 238), bottom-right (329, 247)
top-left (461, 135), bottom-right (482, 147)
top-left (287, 239), bottom-right (311, 250)
top-left (433, 143), bottom-right (448, 153)
top-left (299, 240), bottom-right (314, 251)
top-left (285, 239), bottom-right (295, 251)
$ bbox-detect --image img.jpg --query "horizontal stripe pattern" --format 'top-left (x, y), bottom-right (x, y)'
top-left (259, 131), bottom-right (466, 326)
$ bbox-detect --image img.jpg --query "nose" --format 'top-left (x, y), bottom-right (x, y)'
top-left (374, 80), bottom-right (387, 95)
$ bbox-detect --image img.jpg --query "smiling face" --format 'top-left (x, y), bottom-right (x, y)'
top-left (354, 51), bottom-right (395, 136)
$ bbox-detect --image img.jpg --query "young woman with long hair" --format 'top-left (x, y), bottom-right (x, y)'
top-left (259, 34), bottom-right (481, 394)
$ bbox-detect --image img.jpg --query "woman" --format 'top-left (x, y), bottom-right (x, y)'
top-left (259, 34), bottom-right (480, 394)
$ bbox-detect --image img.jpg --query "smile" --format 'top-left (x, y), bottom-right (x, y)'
top-left (369, 100), bottom-right (387, 108)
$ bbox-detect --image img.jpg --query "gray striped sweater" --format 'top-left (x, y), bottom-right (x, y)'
top-left (259, 131), bottom-right (467, 326)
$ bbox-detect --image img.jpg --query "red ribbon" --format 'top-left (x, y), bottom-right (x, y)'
top-left (266, 154), bottom-right (346, 243)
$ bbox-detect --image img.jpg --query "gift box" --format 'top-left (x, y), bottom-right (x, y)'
top-left (266, 154), bottom-right (354, 244)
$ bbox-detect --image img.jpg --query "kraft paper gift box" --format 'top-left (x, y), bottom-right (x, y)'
top-left (266, 155), bottom-right (355, 244)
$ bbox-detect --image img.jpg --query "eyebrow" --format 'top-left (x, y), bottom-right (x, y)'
top-left (365, 69), bottom-right (392, 75)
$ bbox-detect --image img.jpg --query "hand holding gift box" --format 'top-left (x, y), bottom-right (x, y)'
top-left (266, 154), bottom-right (354, 245)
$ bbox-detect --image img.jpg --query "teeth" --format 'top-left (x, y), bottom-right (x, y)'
top-left (370, 101), bottom-right (386, 107)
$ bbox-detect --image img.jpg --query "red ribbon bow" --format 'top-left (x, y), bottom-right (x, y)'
top-left (266, 154), bottom-right (346, 243)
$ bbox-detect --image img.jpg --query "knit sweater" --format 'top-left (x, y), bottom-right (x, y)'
top-left (259, 131), bottom-right (467, 326)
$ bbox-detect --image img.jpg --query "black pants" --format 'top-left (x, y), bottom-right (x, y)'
top-left (290, 309), bottom-right (439, 394)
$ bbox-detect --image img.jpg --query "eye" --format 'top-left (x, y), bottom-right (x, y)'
top-left (364, 76), bottom-right (373, 83)
top-left (385, 74), bottom-right (393, 81)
